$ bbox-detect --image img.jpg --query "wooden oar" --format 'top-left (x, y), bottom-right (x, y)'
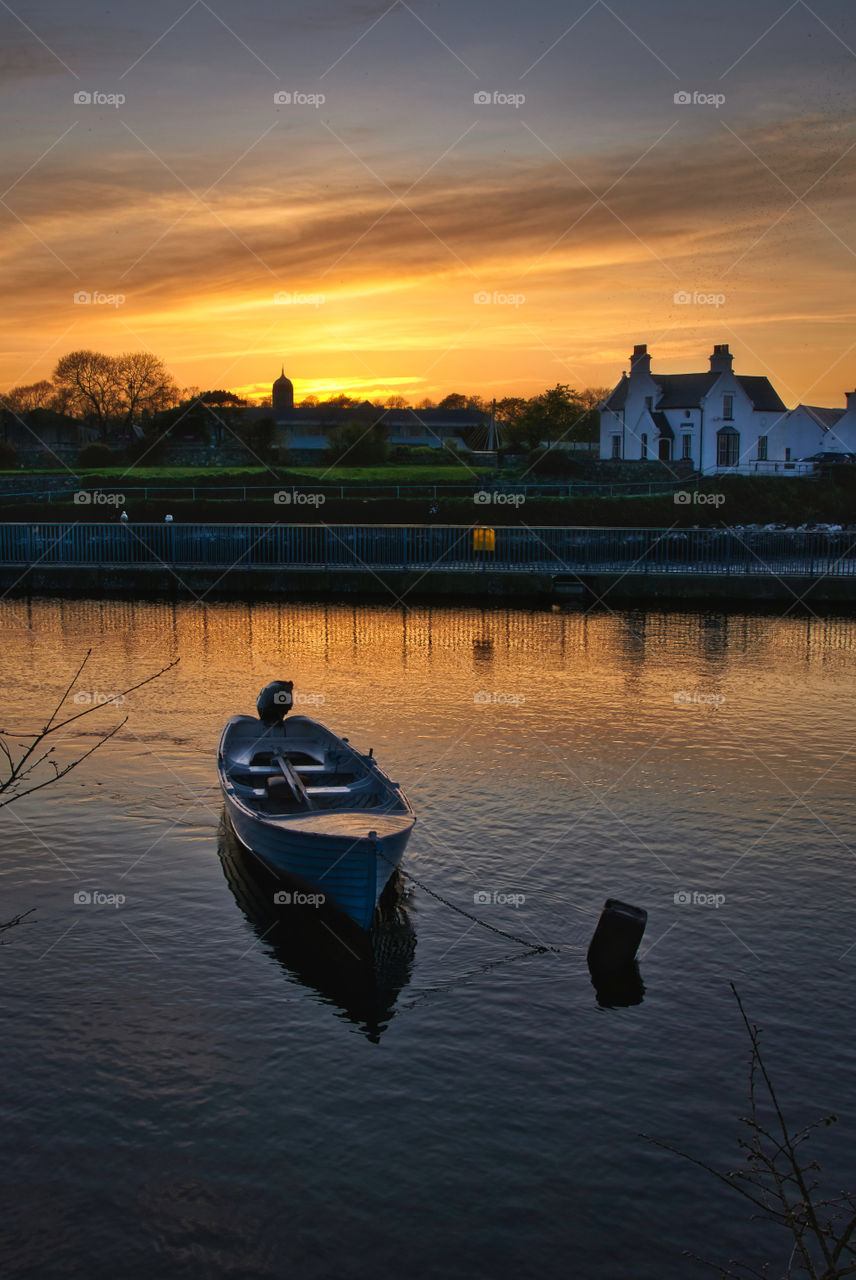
top-left (273, 754), bottom-right (314, 808)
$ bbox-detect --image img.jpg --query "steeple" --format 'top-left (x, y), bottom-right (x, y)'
top-left (272, 363), bottom-right (294, 411)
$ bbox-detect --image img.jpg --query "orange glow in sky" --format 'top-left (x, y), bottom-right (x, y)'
top-left (2, 1), bottom-right (855, 409)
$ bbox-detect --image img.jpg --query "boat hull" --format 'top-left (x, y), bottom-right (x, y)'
top-left (217, 714), bottom-right (415, 931)
top-left (223, 799), bottom-right (412, 930)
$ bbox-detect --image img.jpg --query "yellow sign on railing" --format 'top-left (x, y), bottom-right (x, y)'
top-left (473, 527), bottom-right (496, 552)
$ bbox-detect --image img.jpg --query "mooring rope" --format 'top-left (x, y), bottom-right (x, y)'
top-left (377, 846), bottom-right (564, 954)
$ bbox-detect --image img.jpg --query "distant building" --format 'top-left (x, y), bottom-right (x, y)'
top-left (599, 343), bottom-right (794, 474)
top-left (0, 408), bottom-right (98, 461)
top-left (238, 369), bottom-right (493, 458)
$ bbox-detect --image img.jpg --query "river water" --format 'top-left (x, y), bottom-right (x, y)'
top-left (1, 598), bottom-right (854, 1279)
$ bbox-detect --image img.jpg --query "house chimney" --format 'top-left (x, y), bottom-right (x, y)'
top-left (629, 343), bottom-right (651, 378)
top-left (845, 390), bottom-right (856, 414)
top-left (710, 343), bottom-right (733, 374)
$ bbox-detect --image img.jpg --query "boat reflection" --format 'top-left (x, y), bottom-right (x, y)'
top-left (217, 816), bottom-right (416, 1042)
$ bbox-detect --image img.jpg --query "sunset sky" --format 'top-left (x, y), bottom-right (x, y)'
top-left (2, 0), bottom-right (855, 408)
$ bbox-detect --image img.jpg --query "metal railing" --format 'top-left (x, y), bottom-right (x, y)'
top-left (0, 523), bottom-right (854, 577)
top-left (710, 461), bottom-right (815, 477)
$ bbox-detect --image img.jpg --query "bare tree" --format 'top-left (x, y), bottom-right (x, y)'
top-left (53, 350), bottom-right (122, 436)
top-left (643, 985), bottom-right (856, 1279)
top-left (115, 351), bottom-right (180, 424)
top-left (0, 651), bottom-right (179, 810)
top-left (2, 380), bottom-right (55, 413)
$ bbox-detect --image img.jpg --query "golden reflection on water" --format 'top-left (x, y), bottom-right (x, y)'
top-left (7, 597), bottom-right (856, 661)
top-left (3, 598), bottom-right (853, 791)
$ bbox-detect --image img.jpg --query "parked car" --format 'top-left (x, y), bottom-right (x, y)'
top-left (799, 452), bottom-right (856, 465)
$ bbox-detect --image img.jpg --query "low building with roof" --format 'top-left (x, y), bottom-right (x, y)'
top-left (785, 397), bottom-right (856, 459)
top-left (240, 367), bottom-right (494, 460)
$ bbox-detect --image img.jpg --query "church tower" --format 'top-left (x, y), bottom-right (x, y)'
top-left (272, 364), bottom-right (294, 411)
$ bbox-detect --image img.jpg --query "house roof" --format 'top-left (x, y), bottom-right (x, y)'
top-left (800, 405), bottom-right (845, 430)
top-left (602, 370), bottom-right (788, 413)
top-left (735, 376), bottom-right (787, 413)
top-left (654, 373), bottom-right (719, 408)
top-left (650, 410), bottom-right (673, 439)
top-left (602, 375), bottom-right (628, 411)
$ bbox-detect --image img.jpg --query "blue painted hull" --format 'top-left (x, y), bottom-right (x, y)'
top-left (224, 801), bottom-right (411, 930)
top-left (218, 715), bottom-right (415, 930)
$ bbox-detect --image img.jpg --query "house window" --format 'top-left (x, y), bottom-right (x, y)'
top-left (658, 438), bottom-right (671, 462)
top-left (640, 433), bottom-right (648, 459)
top-left (723, 394), bottom-right (734, 420)
top-left (717, 429), bottom-right (739, 468)
top-left (611, 434), bottom-right (621, 459)
top-left (682, 434), bottom-right (692, 460)
top-left (645, 396), bottom-right (653, 411)
top-left (785, 448), bottom-right (791, 462)
top-left (757, 435), bottom-right (768, 461)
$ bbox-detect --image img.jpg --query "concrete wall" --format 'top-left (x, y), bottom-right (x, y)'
top-left (1, 564), bottom-right (853, 607)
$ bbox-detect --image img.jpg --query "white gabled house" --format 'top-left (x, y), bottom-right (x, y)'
top-left (599, 343), bottom-right (802, 475)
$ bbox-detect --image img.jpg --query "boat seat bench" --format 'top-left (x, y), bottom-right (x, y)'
top-left (236, 781), bottom-right (361, 799)
top-left (244, 762), bottom-right (326, 774)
